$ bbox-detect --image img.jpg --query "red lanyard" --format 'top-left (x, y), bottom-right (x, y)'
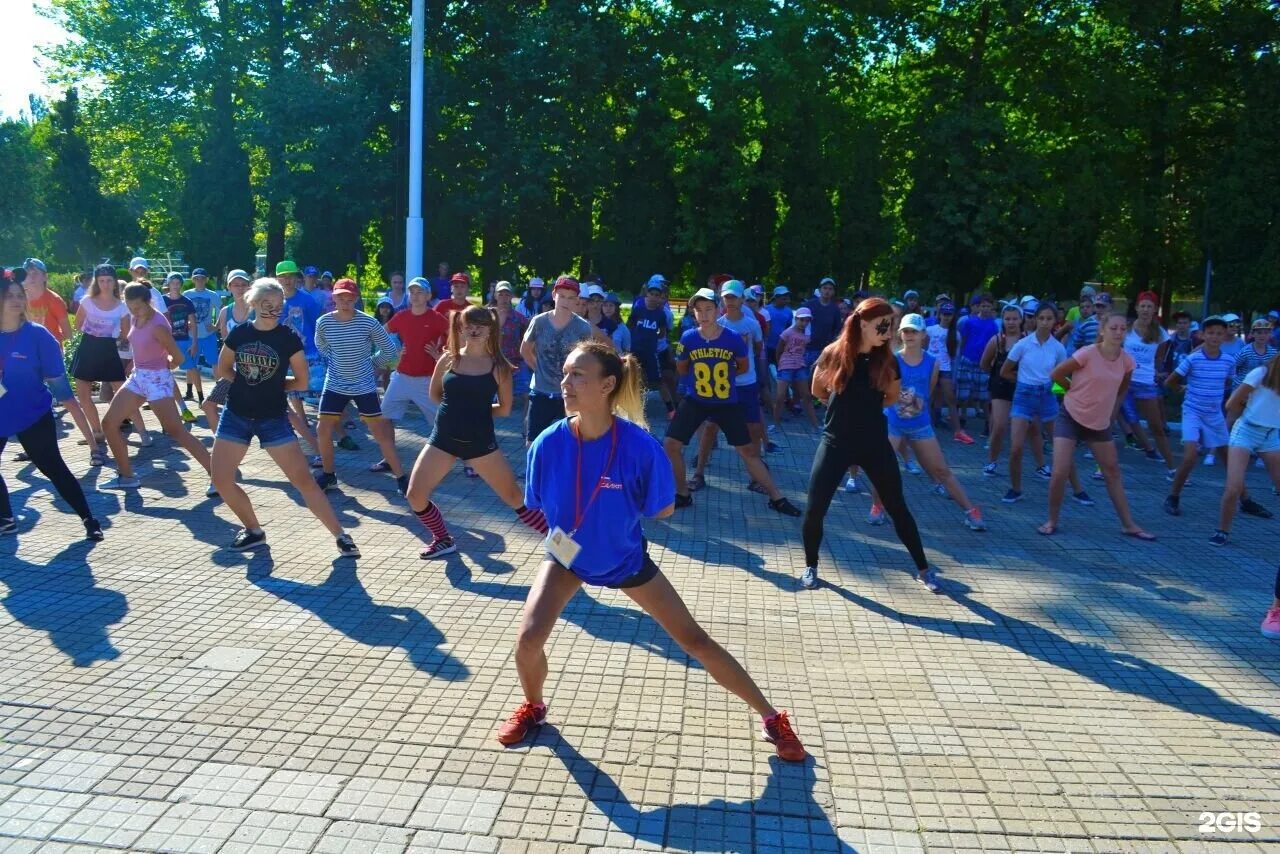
top-left (572, 418), bottom-right (619, 536)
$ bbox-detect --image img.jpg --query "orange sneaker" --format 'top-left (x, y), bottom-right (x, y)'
top-left (496, 701), bottom-right (546, 746)
top-left (954, 430), bottom-right (975, 445)
top-left (761, 711), bottom-right (807, 762)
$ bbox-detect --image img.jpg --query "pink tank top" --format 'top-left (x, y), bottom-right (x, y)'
top-left (129, 311), bottom-right (171, 370)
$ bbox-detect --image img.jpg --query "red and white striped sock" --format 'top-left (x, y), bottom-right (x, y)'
top-left (414, 502), bottom-right (451, 541)
top-left (514, 505), bottom-right (548, 534)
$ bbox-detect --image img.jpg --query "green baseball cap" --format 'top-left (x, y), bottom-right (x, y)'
top-left (275, 260), bottom-right (300, 276)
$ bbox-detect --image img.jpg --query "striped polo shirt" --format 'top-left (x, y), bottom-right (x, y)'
top-left (315, 311), bottom-right (400, 394)
top-left (1174, 349), bottom-right (1231, 414)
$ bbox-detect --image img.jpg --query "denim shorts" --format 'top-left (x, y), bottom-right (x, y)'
top-left (890, 421), bottom-right (936, 442)
top-left (216, 409), bottom-right (296, 448)
top-left (778, 366), bottom-right (810, 382)
top-left (1229, 418), bottom-right (1280, 454)
top-left (1121, 381), bottom-right (1160, 422)
top-left (1011, 382), bottom-right (1059, 421)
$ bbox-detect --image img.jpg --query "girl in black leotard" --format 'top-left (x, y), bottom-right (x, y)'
top-left (407, 305), bottom-right (548, 558)
top-left (798, 298), bottom-right (938, 592)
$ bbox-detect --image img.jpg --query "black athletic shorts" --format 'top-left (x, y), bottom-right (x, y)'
top-left (666, 398), bottom-right (751, 447)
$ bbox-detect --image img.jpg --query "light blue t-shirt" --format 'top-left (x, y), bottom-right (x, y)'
top-left (525, 418), bottom-right (674, 586)
top-left (183, 288), bottom-right (227, 339)
top-left (1174, 349), bottom-right (1231, 413)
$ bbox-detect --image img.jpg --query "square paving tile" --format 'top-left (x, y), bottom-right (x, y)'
top-left (18, 749), bottom-right (124, 793)
top-left (49, 793), bottom-right (168, 847)
top-left (244, 768), bottom-right (346, 815)
top-left (171, 761), bottom-right (272, 807)
top-left (326, 776), bottom-right (429, 825)
top-left (134, 803), bottom-right (251, 853)
top-left (407, 784), bottom-right (504, 833)
top-left (313, 819), bottom-right (414, 853)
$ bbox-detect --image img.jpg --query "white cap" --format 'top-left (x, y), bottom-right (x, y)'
top-left (772, 286), bottom-right (790, 297)
top-left (227, 269), bottom-right (251, 284)
top-left (584, 284), bottom-right (605, 299)
top-left (495, 280), bottom-right (513, 293)
top-left (1222, 312), bottom-right (1240, 323)
top-left (129, 256), bottom-right (149, 270)
top-left (900, 313), bottom-right (926, 332)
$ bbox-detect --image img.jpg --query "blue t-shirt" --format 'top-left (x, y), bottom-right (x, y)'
top-left (183, 288), bottom-right (227, 339)
top-left (164, 295), bottom-right (197, 341)
top-left (887, 351), bottom-right (935, 432)
top-left (678, 326), bottom-right (747, 404)
top-left (525, 418), bottom-right (675, 586)
top-left (764, 305), bottom-right (793, 348)
top-left (283, 289), bottom-right (320, 358)
top-left (628, 304), bottom-right (668, 356)
top-left (1174, 349), bottom-right (1231, 414)
top-left (0, 323), bottom-right (65, 436)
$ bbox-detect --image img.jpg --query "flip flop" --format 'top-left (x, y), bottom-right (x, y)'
top-left (1122, 529), bottom-right (1157, 541)
top-left (1037, 524), bottom-right (1057, 536)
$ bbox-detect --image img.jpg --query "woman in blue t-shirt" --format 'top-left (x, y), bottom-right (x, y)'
top-left (0, 280), bottom-right (103, 540)
top-left (498, 340), bottom-right (807, 763)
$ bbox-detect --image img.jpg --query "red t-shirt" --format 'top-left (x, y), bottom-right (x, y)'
top-left (27, 290), bottom-right (69, 343)
top-left (387, 307), bottom-right (450, 376)
top-left (434, 298), bottom-right (471, 323)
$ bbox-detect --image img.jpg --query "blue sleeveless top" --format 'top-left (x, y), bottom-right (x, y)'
top-left (886, 351), bottom-right (935, 431)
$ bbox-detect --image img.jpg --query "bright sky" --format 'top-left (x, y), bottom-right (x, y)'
top-left (0, 1), bottom-right (68, 120)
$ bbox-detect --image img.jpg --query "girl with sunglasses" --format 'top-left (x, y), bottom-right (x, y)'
top-left (0, 281), bottom-right (104, 540)
top-left (799, 298), bottom-right (939, 592)
top-left (210, 279), bottom-right (359, 557)
top-left (408, 306), bottom-right (549, 558)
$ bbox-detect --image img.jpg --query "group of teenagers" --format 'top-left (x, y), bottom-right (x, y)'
top-left (4, 257), bottom-right (1279, 764)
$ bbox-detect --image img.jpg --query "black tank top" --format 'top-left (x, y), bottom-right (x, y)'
top-left (436, 369), bottom-right (499, 435)
top-left (989, 334), bottom-right (1016, 396)
top-left (823, 354), bottom-right (897, 442)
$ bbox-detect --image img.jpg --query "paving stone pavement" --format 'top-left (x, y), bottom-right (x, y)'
top-left (0, 399), bottom-right (1277, 852)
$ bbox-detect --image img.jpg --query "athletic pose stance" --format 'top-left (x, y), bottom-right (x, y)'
top-left (665, 288), bottom-right (801, 517)
top-left (409, 306), bottom-right (549, 558)
top-left (312, 279), bottom-right (407, 492)
top-left (496, 340), bottom-right (806, 762)
top-left (100, 283), bottom-right (213, 493)
top-left (211, 279), bottom-right (359, 557)
top-left (1038, 314), bottom-right (1155, 540)
top-left (799, 298), bottom-right (938, 592)
top-left (1210, 357), bottom-right (1280, 546)
top-left (0, 281), bottom-right (103, 540)
top-left (1164, 316), bottom-right (1233, 516)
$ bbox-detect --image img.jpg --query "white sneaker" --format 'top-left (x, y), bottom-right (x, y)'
top-left (843, 476), bottom-right (861, 494)
top-left (1204, 453), bottom-right (1216, 466)
top-left (139, 432), bottom-right (154, 448)
top-left (767, 424), bottom-right (778, 434)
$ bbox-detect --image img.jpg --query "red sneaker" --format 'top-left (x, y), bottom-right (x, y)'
top-left (954, 430), bottom-right (975, 445)
top-left (761, 711), bottom-right (807, 762)
top-left (496, 701), bottom-right (546, 746)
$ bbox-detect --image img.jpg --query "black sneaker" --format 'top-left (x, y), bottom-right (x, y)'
top-left (1240, 498), bottom-right (1273, 519)
top-left (232, 528), bottom-right (267, 551)
top-left (336, 533), bottom-right (361, 558)
top-left (420, 537), bottom-right (457, 559)
top-left (674, 493), bottom-right (693, 509)
top-left (0, 517), bottom-right (17, 535)
top-left (83, 517), bottom-right (104, 542)
top-left (1163, 495), bottom-right (1181, 516)
top-left (1208, 530), bottom-right (1229, 546)
top-left (768, 497), bottom-right (802, 517)
top-left (315, 471), bottom-right (338, 491)
top-left (396, 474), bottom-right (410, 495)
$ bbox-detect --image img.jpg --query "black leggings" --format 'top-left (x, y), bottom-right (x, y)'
top-left (0, 411), bottom-right (93, 521)
top-left (802, 436), bottom-right (927, 571)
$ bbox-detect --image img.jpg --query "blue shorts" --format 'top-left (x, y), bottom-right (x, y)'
top-left (778, 366), bottom-right (810, 382)
top-left (197, 335), bottom-right (222, 368)
top-left (804, 349), bottom-right (821, 369)
top-left (1181, 406), bottom-right (1228, 448)
top-left (1121, 380), bottom-right (1160, 422)
top-left (216, 410), bottom-right (296, 448)
top-left (890, 421), bottom-right (936, 442)
top-left (1229, 418), bottom-right (1280, 455)
top-left (176, 341), bottom-right (198, 371)
top-left (1011, 382), bottom-right (1059, 422)
top-left (512, 363), bottom-right (533, 394)
top-left (738, 381), bottom-right (762, 424)
top-left (319, 389), bottom-right (382, 419)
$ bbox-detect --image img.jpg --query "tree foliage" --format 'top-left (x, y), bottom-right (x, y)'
top-left (4, 0), bottom-right (1271, 308)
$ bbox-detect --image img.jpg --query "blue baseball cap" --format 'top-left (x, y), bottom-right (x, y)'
top-left (166, 272), bottom-right (184, 283)
top-left (128, 256), bottom-right (149, 270)
top-left (721, 280), bottom-right (746, 298)
top-left (191, 267), bottom-right (208, 278)
top-left (321, 270), bottom-right (333, 279)
top-left (23, 258), bottom-right (46, 273)
top-left (408, 276), bottom-right (429, 291)
top-left (303, 265), bottom-right (319, 276)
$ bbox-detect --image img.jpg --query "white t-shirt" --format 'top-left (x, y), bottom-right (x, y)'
top-left (1242, 366), bottom-right (1280, 428)
top-left (717, 313), bottom-right (762, 386)
top-left (925, 324), bottom-right (952, 372)
top-left (1123, 326), bottom-right (1169, 386)
top-left (1007, 334), bottom-right (1067, 385)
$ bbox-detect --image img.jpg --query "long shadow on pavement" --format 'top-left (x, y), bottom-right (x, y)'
top-left (445, 561), bottom-right (698, 668)
top-left (827, 578), bottom-right (1280, 736)
top-left (0, 531), bottom-right (124, 667)
top-left (243, 554), bottom-right (469, 681)
top-left (546, 729), bottom-right (852, 853)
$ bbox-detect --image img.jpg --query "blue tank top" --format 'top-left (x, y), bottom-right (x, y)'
top-left (887, 351), bottom-right (935, 431)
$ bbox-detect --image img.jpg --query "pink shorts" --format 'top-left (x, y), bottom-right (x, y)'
top-left (122, 368), bottom-right (174, 402)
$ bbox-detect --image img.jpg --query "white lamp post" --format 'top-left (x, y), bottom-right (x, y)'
top-left (405, 0), bottom-right (425, 279)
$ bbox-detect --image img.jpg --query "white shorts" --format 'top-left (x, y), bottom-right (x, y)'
top-left (1228, 418), bottom-right (1280, 455)
top-left (382, 372), bottom-right (437, 424)
top-left (123, 367), bottom-right (175, 402)
top-left (1181, 406), bottom-right (1229, 449)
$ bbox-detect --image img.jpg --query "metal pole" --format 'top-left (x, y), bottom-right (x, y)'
top-left (1201, 255), bottom-right (1212, 317)
top-left (405, 0), bottom-right (425, 279)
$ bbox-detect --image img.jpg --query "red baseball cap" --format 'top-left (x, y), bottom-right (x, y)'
top-left (450, 272), bottom-right (471, 287)
top-left (553, 275), bottom-right (580, 295)
top-left (332, 278), bottom-right (359, 297)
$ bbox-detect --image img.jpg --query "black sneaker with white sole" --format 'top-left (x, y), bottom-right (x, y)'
top-left (315, 471), bottom-right (338, 491)
top-left (336, 534), bottom-right (361, 558)
top-left (232, 528), bottom-right (267, 551)
top-left (768, 497), bottom-right (802, 517)
top-left (420, 537), bottom-right (457, 559)
top-left (83, 517), bottom-right (104, 542)
top-left (0, 517), bottom-right (16, 535)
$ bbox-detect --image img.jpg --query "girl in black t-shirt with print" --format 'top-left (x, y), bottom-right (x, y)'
top-left (210, 278), bottom-right (359, 558)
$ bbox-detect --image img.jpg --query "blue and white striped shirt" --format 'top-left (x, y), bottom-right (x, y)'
top-left (1174, 349), bottom-right (1231, 414)
top-left (315, 311), bottom-right (399, 394)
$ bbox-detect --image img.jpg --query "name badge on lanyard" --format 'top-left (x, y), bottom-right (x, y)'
top-left (545, 419), bottom-right (618, 569)
top-left (545, 527), bottom-right (581, 567)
